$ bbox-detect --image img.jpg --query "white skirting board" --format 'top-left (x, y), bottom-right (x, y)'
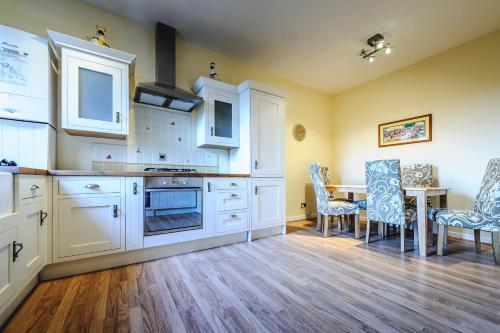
top-left (0, 275), bottom-right (38, 328)
top-left (286, 214), bottom-right (493, 244)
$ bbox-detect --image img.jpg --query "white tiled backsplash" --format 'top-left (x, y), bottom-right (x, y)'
top-left (90, 106), bottom-right (225, 172)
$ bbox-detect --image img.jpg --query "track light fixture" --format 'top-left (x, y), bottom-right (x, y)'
top-left (359, 33), bottom-right (392, 63)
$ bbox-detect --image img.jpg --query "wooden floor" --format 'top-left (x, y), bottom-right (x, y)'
top-left (4, 220), bottom-right (500, 333)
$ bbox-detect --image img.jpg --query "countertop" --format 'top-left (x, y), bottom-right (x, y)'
top-left (0, 167), bottom-right (249, 178)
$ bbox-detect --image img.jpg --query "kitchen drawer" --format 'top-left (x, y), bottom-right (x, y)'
top-left (216, 190), bottom-right (248, 212)
top-left (17, 175), bottom-right (46, 201)
top-left (215, 210), bottom-right (249, 235)
top-left (58, 177), bottom-right (121, 195)
top-left (217, 178), bottom-right (248, 190)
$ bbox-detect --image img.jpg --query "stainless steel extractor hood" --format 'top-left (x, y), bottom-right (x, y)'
top-left (134, 22), bottom-right (203, 112)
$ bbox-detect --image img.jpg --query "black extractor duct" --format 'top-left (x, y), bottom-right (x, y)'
top-left (134, 22), bottom-right (203, 112)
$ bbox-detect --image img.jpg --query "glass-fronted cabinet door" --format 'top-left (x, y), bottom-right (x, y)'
top-left (63, 49), bottom-right (127, 135)
top-left (207, 90), bottom-right (239, 147)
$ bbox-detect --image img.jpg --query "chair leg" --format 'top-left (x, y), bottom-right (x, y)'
top-left (337, 216), bottom-right (342, 230)
top-left (428, 224), bottom-right (434, 247)
top-left (365, 219), bottom-right (371, 243)
top-left (323, 214), bottom-right (329, 237)
top-left (354, 215), bottom-right (360, 239)
top-left (413, 222), bottom-right (419, 246)
top-left (378, 221), bottom-right (384, 237)
top-left (316, 213), bottom-right (322, 231)
top-left (437, 224), bottom-right (445, 256)
top-left (400, 224), bottom-right (406, 253)
top-left (474, 229), bottom-right (481, 254)
top-left (491, 232), bottom-right (500, 265)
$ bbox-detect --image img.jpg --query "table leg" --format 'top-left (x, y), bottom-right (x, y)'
top-left (417, 192), bottom-right (428, 257)
top-left (440, 194), bottom-right (448, 246)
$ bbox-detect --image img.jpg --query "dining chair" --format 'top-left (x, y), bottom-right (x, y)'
top-left (310, 163), bottom-right (361, 238)
top-left (428, 158), bottom-right (500, 264)
top-left (402, 164), bottom-right (434, 245)
top-left (364, 159), bottom-right (417, 252)
top-left (320, 165), bottom-right (352, 230)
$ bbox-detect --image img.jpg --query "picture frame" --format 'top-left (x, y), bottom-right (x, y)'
top-left (378, 114), bottom-right (432, 147)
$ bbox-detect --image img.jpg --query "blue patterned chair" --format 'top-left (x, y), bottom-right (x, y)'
top-left (428, 158), bottom-right (500, 264)
top-left (364, 159), bottom-right (417, 252)
top-left (310, 163), bottom-right (361, 238)
top-left (320, 165), bottom-right (354, 230)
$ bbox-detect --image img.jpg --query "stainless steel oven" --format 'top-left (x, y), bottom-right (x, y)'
top-left (144, 177), bottom-right (203, 236)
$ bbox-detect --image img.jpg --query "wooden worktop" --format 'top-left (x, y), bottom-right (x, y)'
top-left (0, 167), bottom-right (249, 177)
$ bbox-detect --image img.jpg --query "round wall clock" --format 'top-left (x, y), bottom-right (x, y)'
top-left (293, 124), bottom-right (306, 142)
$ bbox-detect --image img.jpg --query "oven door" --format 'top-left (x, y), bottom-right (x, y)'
top-left (144, 187), bottom-right (203, 236)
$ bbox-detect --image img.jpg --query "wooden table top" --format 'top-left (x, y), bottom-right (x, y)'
top-left (325, 184), bottom-right (449, 195)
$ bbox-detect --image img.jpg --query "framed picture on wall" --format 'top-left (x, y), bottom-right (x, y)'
top-left (378, 114), bottom-right (432, 147)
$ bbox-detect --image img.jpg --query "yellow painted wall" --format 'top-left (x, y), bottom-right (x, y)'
top-left (2, 0), bottom-right (334, 219)
top-left (331, 29), bottom-right (500, 240)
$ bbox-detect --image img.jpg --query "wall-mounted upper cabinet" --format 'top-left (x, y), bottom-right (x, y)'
top-left (192, 77), bottom-right (239, 148)
top-left (48, 30), bottom-right (136, 139)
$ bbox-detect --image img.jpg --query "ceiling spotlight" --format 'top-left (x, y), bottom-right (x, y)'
top-left (359, 33), bottom-right (393, 62)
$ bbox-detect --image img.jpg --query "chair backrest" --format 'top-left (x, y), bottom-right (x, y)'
top-left (365, 159), bottom-right (405, 225)
top-left (320, 166), bottom-right (333, 185)
top-left (474, 158), bottom-right (500, 219)
top-left (310, 163), bottom-right (329, 212)
top-left (402, 164), bottom-right (433, 187)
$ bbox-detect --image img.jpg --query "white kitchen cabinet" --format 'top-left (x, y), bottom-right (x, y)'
top-left (16, 204), bottom-right (45, 283)
top-left (251, 178), bottom-right (285, 230)
top-left (53, 177), bottom-right (125, 262)
top-left (0, 218), bottom-right (18, 311)
top-left (203, 178), bottom-right (216, 238)
top-left (126, 177), bottom-right (144, 251)
top-left (250, 91), bottom-right (285, 177)
top-left (193, 77), bottom-right (240, 148)
top-left (48, 30), bottom-right (135, 139)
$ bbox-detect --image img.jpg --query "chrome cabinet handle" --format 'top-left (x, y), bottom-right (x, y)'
top-left (255, 186), bottom-right (258, 195)
top-left (210, 126), bottom-right (214, 136)
top-left (133, 182), bottom-right (138, 195)
top-left (113, 205), bottom-right (118, 218)
top-left (13, 241), bottom-right (23, 262)
top-left (116, 112), bottom-right (120, 123)
top-left (85, 184), bottom-right (100, 190)
top-left (207, 182), bottom-right (212, 192)
top-left (230, 214), bottom-right (238, 218)
top-left (254, 160), bottom-right (259, 169)
top-left (230, 182), bottom-right (238, 186)
top-left (30, 184), bottom-right (40, 191)
top-left (230, 193), bottom-right (238, 198)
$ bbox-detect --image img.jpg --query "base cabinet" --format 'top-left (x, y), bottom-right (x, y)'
top-left (125, 178), bottom-right (144, 251)
top-left (53, 177), bottom-right (125, 262)
top-left (251, 178), bottom-right (285, 230)
top-left (0, 222), bottom-right (18, 310)
top-left (16, 206), bottom-right (44, 283)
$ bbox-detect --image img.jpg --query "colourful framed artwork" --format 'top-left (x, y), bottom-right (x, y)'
top-left (378, 114), bottom-right (432, 147)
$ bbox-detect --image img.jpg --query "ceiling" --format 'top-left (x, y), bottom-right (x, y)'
top-left (82, 0), bottom-right (500, 94)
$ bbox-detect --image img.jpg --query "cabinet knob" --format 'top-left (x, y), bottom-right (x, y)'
top-left (254, 160), bottom-right (259, 169)
top-left (133, 182), bottom-right (138, 195)
top-left (116, 112), bottom-right (121, 123)
top-left (255, 186), bottom-right (258, 195)
top-left (207, 182), bottom-right (212, 192)
top-left (85, 184), bottom-right (100, 190)
top-left (230, 214), bottom-right (238, 219)
top-left (30, 184), bottom-right (40, 191)
top-left (210, 126), bottom-right (214, 136)
top-left (230, 193), bottom-right (238, 198)
top-left (230, 182), bottom-right (238, 186)
top-left (113, 205), bottom-right (118, 218)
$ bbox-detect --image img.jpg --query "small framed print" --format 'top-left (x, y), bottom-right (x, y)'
top-left (378, 114), bottom-right (432, 147)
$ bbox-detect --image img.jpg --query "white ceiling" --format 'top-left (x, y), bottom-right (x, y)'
top-left (82, 0), bottom-right (500, 94)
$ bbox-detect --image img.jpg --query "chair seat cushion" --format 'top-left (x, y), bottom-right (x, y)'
top-left (404, 206), bottom-right (417, 224)
top-left (321, 201), bottom-right (360, 216)
top-left (353, 200), bottom-right (367, 210)
top-left (429, 208), bottom-right (499, 232)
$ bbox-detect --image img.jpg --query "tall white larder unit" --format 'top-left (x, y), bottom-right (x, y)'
top-left (230, 80), bottom-right (288, 236)
top-left (0, 24), bottom-right (56, 169)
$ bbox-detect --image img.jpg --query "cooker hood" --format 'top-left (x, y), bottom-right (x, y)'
top-left (134, 22), bottom-right (203, 112)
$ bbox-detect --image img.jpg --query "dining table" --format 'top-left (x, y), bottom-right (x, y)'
top-left (325, 184), bottom-right (449, 257)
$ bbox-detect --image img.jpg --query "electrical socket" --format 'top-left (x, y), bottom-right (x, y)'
top-left (300, 202), bottom-right (307, 209)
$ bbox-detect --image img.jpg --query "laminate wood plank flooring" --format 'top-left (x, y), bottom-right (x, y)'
top-left (3, 220), bottom-right (500, 333)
